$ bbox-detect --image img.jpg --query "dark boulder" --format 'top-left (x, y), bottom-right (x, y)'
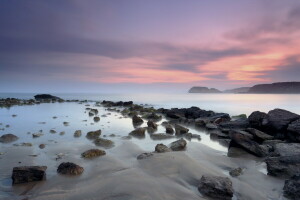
top-left (266, 156), bottom-right (300, 178)
top-left (150, 133), bottom-right (174, 140)
top-left (283, 174), bottom-right (300, 200)
top-left (264, 109), bottom-right (300, 132)
top-left (0, 134), bottom-right (19, 143)
top-left (169, 138), bottom-right (187, 151)
top-left (123, 101), bottom-right (133, 106)
top-left (287, 119), bottom-right (300, 142)
top-left (93, 116), bottom-right (100, 122)
top-left (57, 162), bottom-right (84, 175)
top-left (12, 166), bottom-right (47, 184)
top-left (229, 130), bottom-right (269, 157)
top-left (165, 124), bottom-right (174, 134)
top-left (229, 167), bottom-right (243, 177)
top-left (198, 175), bottom-right (233, 200)
top-left (248, 111), bottom-right (267, 129)
top-left (273, 143), bottom-right (300, 157)
top-left (246, 128), bottom-right (273, 143)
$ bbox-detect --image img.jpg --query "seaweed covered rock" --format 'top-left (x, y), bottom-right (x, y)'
top-left (86, 130), bottom-right (101, 139)
top-left (129, 128), bottom-right (146, 138)
top-left (81, 149), bottom-right (106, 158)
top-left (169, 138), bottom-right (187, 151)
top-left (57, 162), bottom-right (83, 175)
top-left (94, 138), bottom-right (114, 148)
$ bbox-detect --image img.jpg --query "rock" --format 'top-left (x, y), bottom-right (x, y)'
top-left (81, 149), bottom-right (106, 158)
top-left (206, 123), bottom-right (218, 130)
top-left (184, 133), bottom-right (201, 140)
top-left (86, 130), bottom-right (101, 139)
top-left (57, 162), bottom-right (84, 175)
top-left (89, 112), bottom-right (94, 117)
top-left (144, 112), bottom-right (162, 121)
top-left (132, 115), bottom-right (144, 124)
top-left (39, 144), bottom-right (46, 149)
top-left (137, 153), bottom-right (153, 160)
top-left (0, 134), bottom-right (19, 143)
top-left (32, 133), bottom-right (43, 138)
top-left (169, 138), bottom-right (187, 151)
top-left (59, 131), bottom-right (65, 135)
top-left (155, 144), bottom-right (171, 153)
top-left (74, 130), bottom-right (82, 137)
top-left (266, 156), bottom-right (300, 178)
top-left (283, 174), bottom-right (300, 200)
top-left (246, 128), bottom-right (273, 143)
top-left (63, 122), bottom-right (69, 126)
top-left (50, 129), bottom-right (56, 134)
top-left (166, 110), bottom-right (182, 119)
top-left (248, 111), bottom-right (268, 129)
top-left (150, 133), bottom-right (174, 140)
top-left (219, 119), bottom-right (250, 129)
top-left (129, 128), bottom-right (146, 138)
top-left (198, 175), bottom-right (233, 200)
top-left (93, 116), bottom-right (100, 122)
top-left (210, 131), bottom-right (230, 140)
top-left (287, 119), bottom-right (300, 142)
top-left (14, 143), bottom-right (32, 147)
top-left (147, 127), bottom-right (156, 134)
top-left (174, 124), bottom-right (189, 135)
top-left (229, 167), bottom-right (243, 177)
top-left (265, 109), bottom-right (300, 132)
top-left (94, 138), bottom-right (114, 148)
top-left (273, 143), bottom-right (300, 157)
top-left (229, 130), bottom-right (269, 157)
top-left (147, 120), bottom-right (158, 129)
top-left (12, 166), bottom-right (47, 184)
top-left (165, 124), bottom-right (174, 134)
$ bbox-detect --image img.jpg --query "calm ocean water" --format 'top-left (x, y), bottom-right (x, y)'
top-left (1, 93), bottom-right (299, 115)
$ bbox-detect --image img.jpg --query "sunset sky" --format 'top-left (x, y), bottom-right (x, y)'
top-left (0, 0), bottom-right (300, 93)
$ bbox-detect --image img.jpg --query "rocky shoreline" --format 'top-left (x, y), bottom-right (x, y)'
top-left (0, 95), bottom-right (300, 199)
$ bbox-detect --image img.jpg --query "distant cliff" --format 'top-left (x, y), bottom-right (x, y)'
top-left (188, 87), bottom-right (221, 93)
top-left (248, 82), bottom-right (300, 94)
top-left (223, 87), bottom-right (250, 93)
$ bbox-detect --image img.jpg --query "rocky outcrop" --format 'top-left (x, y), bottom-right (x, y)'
top-left (147, 120), bottom-right (158, 129)
top-left (169, 138), bottom-right (187, 151)
top-left (0, 134), bottom-right (19, 143)
top-left (246, 128), bottom-right (273, 143)
top-left (283, 174), bottom-right (300, 200)
top-left (12, 166), bottom-right (47, 184)
top-left (198, 175), bottom-right (234, 200)
top-left (219, 119), bottom-right (250, 130)
top-left (248, 111), bottom-right (267, 129)
top-left (57, 162), bottom-right (83, 175)
top-left (34, 94), bottom-right (62, 101)
top-left (81, 149), bottom-right (106, 158)
top-left (165, 124), bottom-right (174, 134)
top-left (264, 109), bottom-right (299, 132)
top-left (189, 87), bottom-right (221, 93)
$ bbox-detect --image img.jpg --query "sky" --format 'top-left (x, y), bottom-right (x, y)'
top-left (0, 0), bottom-right (300, 93)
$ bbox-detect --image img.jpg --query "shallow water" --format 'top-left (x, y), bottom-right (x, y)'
top-left (1, 93), bottom-right (300, 116)
top-left (0, 100), bottom-right (289, 200)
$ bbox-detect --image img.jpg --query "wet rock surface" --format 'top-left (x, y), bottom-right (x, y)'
top-left (129, 128), bottom-right (146, 138)
top-left (198, 175), bottom-right (234, 200)
top-left (81, 149), bottom-right (106, 158)
top-left (137, 152), bottom-right (154, 160)
top-left (169, 138), bottom-right (187, 151)
top-left (0, 134), bottom-right (19, 143)
top-left (57, 162), bottom-right (84, 175)
top-left (86, 130), bottom-right (101, 139)
top-left (155, 143), bottom-right (171, 153)
top-left (94, 138), bottom-right (114, 148)
top-left (283, 174), bottom-right (300, 200)
top-left (12, 166), bottom-right (47, 184)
